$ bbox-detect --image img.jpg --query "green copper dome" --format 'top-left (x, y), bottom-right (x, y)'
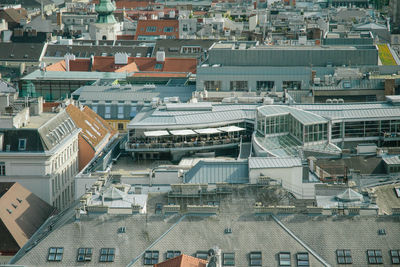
top-left (95, 0), bottom-right (117, 24)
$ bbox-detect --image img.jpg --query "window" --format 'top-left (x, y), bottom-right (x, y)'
top-left (195, 251), bottom-right (209, 260)
top-left (118, 123), bottom-right (124, 131)
top-left (164, 27), bottom-right (174, 32)
top-left (77, 248), bottom-right (92, 262)
top-left (391, 250), bottom-right (400, 264)
top-left (230, 81), bottom-right (248, 91)
top-left (283, 81), bottom-right (301, 90)
top-left (279, 252), bottom-right (291, 266)
top-left (18, 139), bottom-right (26, 150)
top-left (155, 63), bottom-right (163, 69)
top-left (249, 251), bottom-right (262, 266)
top-left (182, 24), bottom-right (188, 31)
top-left (0, 162), bottom-right (5, 176)
top-left (92, 105), bottom-right (98, 113)
top-left (367, 250), bottom-right (383, 264)
top-left (256, 81), bottom-right (274, 91)
top-left (99, 248), bottom-right (115, 262)
top-left (105, 105), bottom-right (111, 119)
top-left (144, 250), bottom-right (159, 265)
top-left (146, 26), bottom-right (157, 32)
top-left (166, 250), bottom-right (181, 260)
top-left (336, 249), bottom-right (352, 264)
top-left (296, 253), bottom-right (309, 266)
top-left (118, 105), bottom-right (124, 119)
top-left (48, 247), bottom-right (63, 261)
top-left (204, 80), bottom-right (222, 91)
top-left (223, 253), bottom-right (235, 266)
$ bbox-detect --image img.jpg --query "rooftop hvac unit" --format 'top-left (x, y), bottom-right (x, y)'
top-left (313, 77), bottom-right (321, 85)
top-left (326, 99), bottom-right (333, 103)
top-left (338, 98), bottom-right (344, 103)
top-left (332, 98), bottom-right (338, 104)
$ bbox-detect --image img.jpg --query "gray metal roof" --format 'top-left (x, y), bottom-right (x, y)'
top-left (249, 157), bottom-right (302, 169)
top-left (75, 84), bottom-right (195, 103)
top-left (291, 103), bottom-right (400, 121)
top-left (382, 156), bottom-right (400, 165)
top-left (22, 70), bottom-right (127, 81)
top-left (130, 104), bottom-right (257, 129)
top-left (258, 105), bottom-right (328, 125)
top-left (12, 186), bottom-right (400, 267)
top-left (184, 160), bottom-right (249, 184)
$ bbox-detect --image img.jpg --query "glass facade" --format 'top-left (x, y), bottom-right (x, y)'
top-left (256, 112), bottom-right (327, 144)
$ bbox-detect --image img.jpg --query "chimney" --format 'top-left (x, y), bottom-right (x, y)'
top-left (57, 11), bottom-right (62, 26)
top-left (64, 53), bottom-right (76, 72)
top-left (156, 51), bottom-right (165, 62)
top-left (90, 55), bottom-right (94, 71)
top-left (114, 52), bottom-right (128, 65)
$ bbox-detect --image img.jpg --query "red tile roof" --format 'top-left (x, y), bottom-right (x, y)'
top-left (46, 56), bottom-right (196, 74)
top-left (66, 104), bottom-right (117, 151)
top-left (154, 254), bottom-right (208, 267)
top-left (135, 19), bottom-right (179, 40)
top-left (0, 183), bottom-right (55, 252)
top-left (131, 72), bottom-right (189, 78)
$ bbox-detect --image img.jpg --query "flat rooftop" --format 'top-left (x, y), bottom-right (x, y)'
top-left (22, 112), bottom-right (58, 129)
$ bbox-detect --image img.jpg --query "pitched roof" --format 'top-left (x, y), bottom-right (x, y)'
top-left (65, 104), bottom-right (117, 151)
top-left (0, 182), bottom-right (54, 252)
top-left (46, 56), bottom-right (196, 74)
top-left (0, 8), bottom-right (26, 24)
top-left (135, 19), bottom-right (179, 40)
top-left (154, 254), bottom-right (207, 267)
top-left (0, 42), bottom-right (45, 62)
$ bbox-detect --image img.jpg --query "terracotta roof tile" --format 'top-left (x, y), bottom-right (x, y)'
top-left (154, 254), bottom-right (208, 267)
top-left (66, 104), bottom-right (116, 151)
top-left (0, 182), bottom-right (54, 250)
top-left (131, 72), bottom-right (188, 78)
top-left (135, 20), bottom-right (179, 40)
top-left (45, 60), bottom-right (66, 71)
top-left (45, 56), bottom-right (196, 74)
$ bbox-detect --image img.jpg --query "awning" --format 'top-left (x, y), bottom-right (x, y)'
top-left (169, 129), bottom-right (196, 136)
top-left (217, 126), bottom-right (245, 132)
top-left (144, 130), bottom-right (170, 137)
top-left (194, 128), bottom-right (221, 134)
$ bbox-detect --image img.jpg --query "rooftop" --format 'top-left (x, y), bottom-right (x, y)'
top-left (21, 112), bottom-right (58, 129)
top-left (11, 185), bottom-right (400, 267)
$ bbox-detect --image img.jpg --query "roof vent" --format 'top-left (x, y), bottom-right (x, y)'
top-left (11, 203), bottom-right (17, 209)
top-left (6, 208), bottom-right (12, 214)
top-left (378, 229), bottom-right (386, 235)
top-left (16, 198), bottom-right (22, 203)
top-left (224, 228), bottom-right (232, 234)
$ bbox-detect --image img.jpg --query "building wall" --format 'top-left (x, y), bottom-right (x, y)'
top-left (0, 131), bottom-right (79, 210)
top-left (78, 135), bottom-right (95, 171)
top-left (107, 119), bottom-right (129, 132)
top-left (196, 66), bottom-right (311, 91)
top-left (89, 22), bottom-right (121, 40)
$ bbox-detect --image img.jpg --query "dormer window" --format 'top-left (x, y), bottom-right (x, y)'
top-left (18, 139), bottom-right (26, 151)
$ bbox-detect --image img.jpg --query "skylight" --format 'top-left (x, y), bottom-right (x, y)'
top-left (48, 247), bottom-right (63, 262)
top-left (99, 248), bottom-right (115, 262)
